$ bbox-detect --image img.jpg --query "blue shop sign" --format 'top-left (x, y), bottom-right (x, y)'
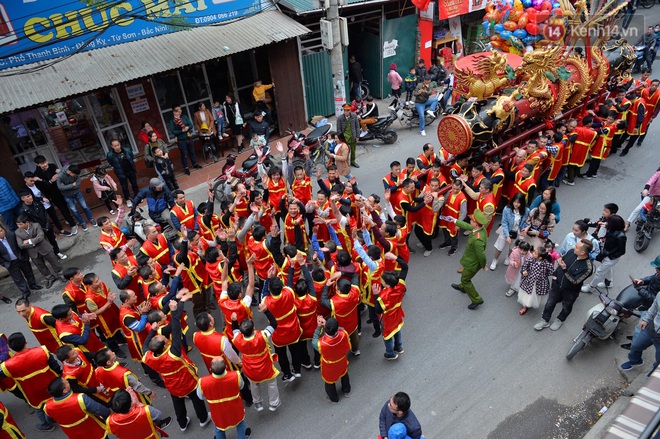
top-left (0, 0), bottom-right (261, 70)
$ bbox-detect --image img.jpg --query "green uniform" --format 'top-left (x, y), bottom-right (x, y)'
top-left (456, 220), bottom-right (487, 304)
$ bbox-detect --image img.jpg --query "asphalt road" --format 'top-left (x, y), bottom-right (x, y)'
top-left (3, 68), bottom-right (660, 439)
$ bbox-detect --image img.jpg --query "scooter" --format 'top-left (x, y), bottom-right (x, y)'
top-left (123, 208), bottom-right (178, 243)
top-left (286, 123), bottom-right (332, 163)
top-left (566, 286), bottom-right (643, 360)
top-left (634, 196), bottom-right (660, 252)
top-left (392, 89), bottom-right (448, 129)
top-left (632, 45), bottom-right (649, 73)
top-left (212, 146), bottom-right (272, 202)
top-left (357, 109), bottom-right (398, 144)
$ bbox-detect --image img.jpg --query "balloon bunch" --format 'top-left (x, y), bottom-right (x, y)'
top-left (482, 0), bottom-right (567, 54)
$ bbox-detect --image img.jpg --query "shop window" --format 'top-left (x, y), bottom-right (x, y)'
top-left (153, 72), bottom-right (185, 114)
top-left (180, 65), bottom-right (209, 103)
top-left (1, 109), bottom-right (52, 173)
top-left (206, 58), bottom-right (232, 106)
top-left (88, 90), bottom-right (123, 129)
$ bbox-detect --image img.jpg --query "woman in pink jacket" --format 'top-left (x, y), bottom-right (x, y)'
top-left (91, 167), bottom-right (118, 214)
top-left (387, 63), bottom-right (403, 99)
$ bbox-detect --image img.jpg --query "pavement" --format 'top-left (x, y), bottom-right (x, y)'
top-left (4, 38), bottom-right (660, 439)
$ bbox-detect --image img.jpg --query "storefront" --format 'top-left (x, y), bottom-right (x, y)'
top-left (0, 1), bottom-right (309, 192)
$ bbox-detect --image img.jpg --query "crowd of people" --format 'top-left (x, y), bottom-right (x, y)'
top-left (2, 65), bottom-right (660, 438)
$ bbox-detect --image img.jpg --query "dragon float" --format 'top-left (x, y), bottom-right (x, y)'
top-left (437, 0), bottom-right (636, 154)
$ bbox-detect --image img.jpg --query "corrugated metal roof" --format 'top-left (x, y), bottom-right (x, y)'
top-left (0, 10), bottom-right (310, 114)
top-left (279, 0), bottom-right (390, 14)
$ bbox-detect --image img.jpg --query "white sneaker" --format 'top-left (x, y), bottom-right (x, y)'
top-left (359, 130), bottom-right (367, 138)
top-left (180, 417), bottom-right (191, 432)
top-left (596, 282), bottom-right (607, 289)
top-left (109, 209), bottom-right (116, 215)
top-left (426, 110), bottom-right (435, 117)
top-left (222, 133), bottom-right (229, 138)
top-left (70, 225), bottom-right (78, 235)
top-left (489, 260), bottom-right (498, 270)
top-left (269, 401), bottom-right (281, 412)
top-left (126, 199), bottom-right (133, 208)
top-left (388, 105), bottom-right (396, 111)
top-left (503, 258), bottom-right (510, 266)
top-left (505, 289), bottom-right (516, 297)
top-left (550, 320), bottom-right (564, 331)
top-left (534, 319), bottom-right (551, 331)
top-left (199, 412), bottom-right (212, 428)
top-left (581, 285), bottom-right (592, 293)
top-left (57, 253), bottom-right (67, 260)
top-left (424, 250), bottom-right (433, 257)
top-left (416, 242), bottom-right (425, 248)
top-left (420, 130), bottom-right (426, 136)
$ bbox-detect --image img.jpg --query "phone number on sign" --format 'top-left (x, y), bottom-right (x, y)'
top-left (195, 11), bottom-right (239, 24)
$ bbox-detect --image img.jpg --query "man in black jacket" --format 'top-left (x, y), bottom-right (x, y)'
top-left (0, 226), bottom-right (42, 298)
top-left (32, 156), bottom-right (78, 232)
top-left (534, 239), bottom-right (594, 331)
top-left (18, 190), bottom-right (67, 260)
top-left (348, 55), bottom-right (363, 101)
top-left (106, 139), bottom-right (139, 203)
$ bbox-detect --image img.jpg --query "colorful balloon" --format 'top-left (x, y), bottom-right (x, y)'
top-left (526, 22), bottom-right (541, 35)
top-left (513, 28), bottom-right (528, 38)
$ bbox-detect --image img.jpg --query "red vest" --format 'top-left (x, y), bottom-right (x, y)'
top-left (62, 348), bottom-right (109, 403)
top-left (642, 87), bottom-right (660, 130)
top-left (284, 213), bottom-right (307, 249)
top-left (440, 191), bottom-right (466, 236)
top-left (508, 171), bottom-right (536, 203)
top-left (330, 286), bottom-right (360, 335)
top-left (143, 346), bottom-right (199, 397)
top-left (193, 329), bottom-right (235, 373)
top-left (568, 126), bottom-right (597, 167)
top-left (106, 405), bottom-right (162, 439)
top-left (292, 175), bottom-right (312, 205)
top-left (99, 223), bottom-right (128, 254)
top-left (94, 362), bottom-right (151, 404)
top-left (318, 329), bottom-right (350, 384)
top-left (247, 236), bottom-right (274, 280)
top-left (0, 402), bottom-right (24, 439)
top-left (62, 281), bottom-right (89, 314)
top-left (140, 233), bottom-right (171, 266)
top-left (200, 371), bottom-right (245, 431)
top-left (382, 173), bottom-right (399, 189)
top-left (547, 143), bottom-right (565, 181)
top-left (86, 282), bottom-right (121, 338)
top-left (25, 306), bottom-right (62, 353)
top-left (364, 258), bottom-right (385, 307)
top-left (232, 331), bottom-right (279, 383)
top-left (119, 305), bottom-right (150, 362)
top-left (377, 279), bottom-right (406, 340)
top-left (111, 258), bottom-right (141, 298)
top-left (267, 177), bottom-right (287, 209)
top-left (417, 152), bottom-right (436, 169)
top-left (293, 293), bottom-right (318, 340)
top-left (219, 297), bottom-right (253, 339)
top-left (592, 124), bottom-right (616, 159)
top-left (414, 188), bottom-right (438, 236)
top-left (56, 313), bottom-right (106, 353)
top-left (197, 213), bottom-right (221, 243)
top-left (490, 168), bottom-right (505, 202)
top-left (176, 250), bottom-right (209, 294)
top-left (264, 287), bottom-right (303, 347)
top-left (627, 97), bottom-right (647, 135)
top-left (44, 392), bottom-right (107, 439)
top-left (0, 346), bottom-right (58, 408)
top-left (170, 200), bottom-right (196, 231)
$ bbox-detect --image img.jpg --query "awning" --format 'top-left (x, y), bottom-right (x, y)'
top-left (0, 9), bottom-right (310, 114)
top-left (279, 0), bottom-right (392, 15)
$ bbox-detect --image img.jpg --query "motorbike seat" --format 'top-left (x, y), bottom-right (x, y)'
top-left (372, 116), bottom-right (391, 128)
top-left (242, 156), bottom-right (259, 169)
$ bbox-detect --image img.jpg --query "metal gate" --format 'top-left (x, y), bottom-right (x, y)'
top-left (302, 51), bottom-right (335, 118)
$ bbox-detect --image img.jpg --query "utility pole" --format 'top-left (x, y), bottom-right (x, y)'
top-left (327, 0), bottom-right (346, 117)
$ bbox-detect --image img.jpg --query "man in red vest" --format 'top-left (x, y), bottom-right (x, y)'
top-left (83, 272), bottom-right (127, 359)
top-left (197, 358), bottom-right (253, 439)
top-left (44, 377), bottom-right (109, 438)
top-left (319, 273), bottom-right (361, 356)
top-left (52, 303), bottom-right (106, 354)
top-left (169, 189), bottom-right (198, 232)
top-left (110, 248), bottom-right (141, 299)
top-left (62, 266), bottom-right (89, 313)
top-left (639, 79), bottom-right (660, 146)
top-left (15, 297), bottom-right (62, 353)
top-left (139, 225), bottom-right (173, 273)
top-left (0, 402), bottom-right (25, 438)
top-left (143, 291), bottom-right (211, 431)
top-left (94, 347), bottom-right (156, 406)
top-left (106, 389), bottom-right (172, 438)
top-left (416, 143), bottom-right (437, 170)
top-left (620, 89), bottom-right (646, 157)
top-left (374, 264), bottom-right (409, 361)
top-left (98, 216), bottom-right (136, 256)
top-left (312, 317), bottom-right (351, 403)
top-left (412, 178), bottom-right (444, 257)
top-left (0, 332), bottom-right (61, 432)
top-left (438, 180), bottom-right (467, 256)
top-left (173, 228), bottom-right (212, 317)
top-left (56, 345), bottom-right (110, 405)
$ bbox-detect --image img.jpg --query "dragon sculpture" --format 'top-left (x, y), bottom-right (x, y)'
top-left (454, 51), bottom-right (510, 100)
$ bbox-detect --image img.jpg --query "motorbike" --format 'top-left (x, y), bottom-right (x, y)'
top-left (212, 146), bottom-right (272, 202)
top-left (286, 123), bottom-right (332, 164)
top-left (566, 286), bottom-right (643, 360)
top-left (392, 87), bottom-right (450, 129)
top-left (358, 79), bottom-right (370, 99)
top-left (123, 208), bottom-right (178, 243)
top-left (357, 109), bottom-right (398, 144)
top-left (634, 196), bottom-right (660, 252)
top-left (633, 45), bottom-right (649, 73)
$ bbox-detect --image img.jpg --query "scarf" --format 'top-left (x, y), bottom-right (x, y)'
top-left (173, 116), bottom-right (186, 129)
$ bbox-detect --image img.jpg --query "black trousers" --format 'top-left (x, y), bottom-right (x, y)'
top-left (7, 259), bottom-right (37, 297)
top-left (141, 362), bottom-right (164, 386)
top-left (442, 229), bottom-right (459, 251)
top-left (171, 389), bottom-right (208, 429)
top-left (325, 374), bottom-right (351, 402)
top-left (542, 286), bottom-right (580, 323)
top-left (275, 342), bottom-right (303, 375)
top-left (49, 194), bottom-right (77, 228)
top-left (44, 225), bottom-right (59, 254)
top-left (622, 134), bottom-right (640, 154)
top-left (239, 371), bottom-right (254, 404)
top-left (414, 225), bottom-right (433, 251)
top-left (119, 172), bottom-right (139, 201)
top-left (586, 158), bottom-right (601, 177)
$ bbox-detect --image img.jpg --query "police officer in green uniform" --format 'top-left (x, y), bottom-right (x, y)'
top-left (446, 209), bottom-right (489, 309)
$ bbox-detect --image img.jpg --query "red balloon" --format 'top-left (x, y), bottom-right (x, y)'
top-left (526, 22), bottom-right (542, 35)
top-left (526, 9), bottom-right (538, 22)
top-left (537, 10), bottom-right (551, 22)
top-left (551, 8), bottom-right (563, 16)
top-left (540, 1), bottom-right (552, 10)
top-left (504, 21), bottom-right (518, 31)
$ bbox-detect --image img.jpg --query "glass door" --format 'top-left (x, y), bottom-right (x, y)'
top-left (3, 109), bottom-right (58, 174)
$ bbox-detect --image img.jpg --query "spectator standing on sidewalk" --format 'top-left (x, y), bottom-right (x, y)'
top-left (169, 105), bottom-right (202, 175)
top-left (15, 216), bottom-right (65, 289)
top-left (57, 164), bottom-right (97, 231)
top-left (336, 104), bottom-right (361, 168)
top-left (378, 391), bottom-right (424, 439)
top-left (0, 177), bottom-right (21, 231)
top-left (18, 189), bottom-right (68, 260)
top-left (106, 139), bottom-right (139, 203)
top-left (33, 155), bottom-right (81, 227)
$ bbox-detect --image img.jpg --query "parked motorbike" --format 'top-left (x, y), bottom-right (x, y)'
top-left (634, 196), bottom-right (660, 252)
top-left (358, 79), bottom-right (370, 99)
top-left (212, 146), bottom-right (272, 202)
top-left (357, 109), bottom-right (398, 144)
top-left (566, 286), bottom-right (643, 360)
top-left (123, 208), bottom-right (177, 243)
top-left (286, 123), bottom-right (332, 163)
top-left (633, 45), bottom-right (649, 73)
top-left (392, 88), bottom-right (449, 129)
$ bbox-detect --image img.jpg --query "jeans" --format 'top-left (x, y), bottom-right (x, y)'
top-left (64, 192), bottom-right (93, 225)
top-left (384, 331), bottom-right (403, 357)
top-left (628, 326), bottom-right (660, 369)
top-left (177, 138), bottom-right (198, 169)
top-left (36, 408), bottom-right (55, 429)
top-left (415, 97), bottom-right (438, 132)
top-left (215, 420), bottom-right (247, 439)
top-left (350, 83), bottom-right (362, 101)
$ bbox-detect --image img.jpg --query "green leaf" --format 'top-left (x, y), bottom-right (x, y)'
top-left (556, 66), bottom-right (572, 81)
top-left (544, 71), bottom-right (558, 82)
top-left (505, 65), bottom-right (516, 81)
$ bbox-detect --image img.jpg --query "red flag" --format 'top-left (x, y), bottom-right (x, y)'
top-left (412, 0), bottom-right (432, 11)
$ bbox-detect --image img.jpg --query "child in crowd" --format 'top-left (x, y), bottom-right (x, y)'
top-left (91, 167), bottom-right (118, 215)
top-left (505, 240), bottom-right (532, 297)
top-left (404, 67), bottom-right (418, 104)
top-left (153, 146), bottom-right (178, 191)
top-left (517, 246), bottom-right (554, 315)
top-left (544, 240), bottom-right (560, 264)
top-left (250, 132), bottom-right (266, 155)
top-left (212, 101), bottom-right (229, 138)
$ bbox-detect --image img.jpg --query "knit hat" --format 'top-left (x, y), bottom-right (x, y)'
top-left (390, 63), bottom-right (397, 70)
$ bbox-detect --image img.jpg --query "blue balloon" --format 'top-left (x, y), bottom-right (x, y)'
top-left (494, 23), bottom-right (505, 32)
top-left (552, 2), bottom-right (560, 7)
top-left (483, 21), bottom-right (492, 36)
top-left (500, 30), bottom-right (512, 39)
top-left (513, 29), bottom-right (527, 38)
top-left (522, 0), bottom-right (532, 7)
